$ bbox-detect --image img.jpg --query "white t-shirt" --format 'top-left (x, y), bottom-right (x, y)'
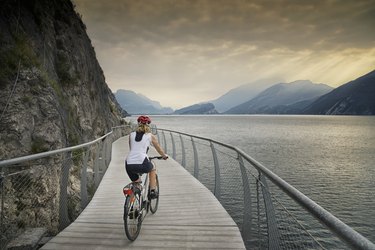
top-left (126, 132), bottom-right (152, 164)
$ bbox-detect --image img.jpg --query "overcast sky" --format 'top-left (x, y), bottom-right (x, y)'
top-left (73, 0), bottom-right (375, 109)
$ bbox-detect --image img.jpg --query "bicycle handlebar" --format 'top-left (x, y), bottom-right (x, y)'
top-left (149, 156), bottom-right (168, 160)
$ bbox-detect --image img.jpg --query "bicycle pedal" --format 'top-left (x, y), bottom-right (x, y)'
top-left (149, 190), bottom-right (159, 199)
top-left (128, 209), bottom-right (140, 219)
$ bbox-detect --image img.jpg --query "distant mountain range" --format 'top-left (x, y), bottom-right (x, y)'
top-left (117, 69), bottom-right (375, 116)
top-left (114, 89), bottom-right (173, 115)
top-left (210, 79), bottom-right (276, 113)
top-left (303, 70), bottom-right (375, 115)
top-left (174, 103), bottom-right (218, 115)
top-left (225, 80), bottom-right (333, 114)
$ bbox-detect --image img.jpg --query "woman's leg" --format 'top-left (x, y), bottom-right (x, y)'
top-left (149, 162), bottom-right (157, 190)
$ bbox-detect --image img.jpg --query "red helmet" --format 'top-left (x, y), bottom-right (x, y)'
top-left (137, 115), bottom-right (151, 124)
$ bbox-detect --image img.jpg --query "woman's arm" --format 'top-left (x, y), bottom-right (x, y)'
top-left (151, 134), bottom-right (168, 159)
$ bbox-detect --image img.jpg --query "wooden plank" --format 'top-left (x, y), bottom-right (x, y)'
top-left (42, 136), bottom-right (245, 249)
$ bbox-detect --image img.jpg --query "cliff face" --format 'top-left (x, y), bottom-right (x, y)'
top-left (0, 0), bottom-right (128, 243)
top-left (0, 0), bottom-right (127, 159)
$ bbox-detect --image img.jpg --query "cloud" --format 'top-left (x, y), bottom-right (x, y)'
top-left (76, 0), bottom-right (375, 49)
top-left (73, 0), bottom-right (375, 108)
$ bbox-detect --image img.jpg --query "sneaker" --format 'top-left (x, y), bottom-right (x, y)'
top-left (149, 189), bottom-right (159, 199)
top-left (128, 208), bottom-right (139, 219)
top-left (133, 182), bottom-right (142, 194)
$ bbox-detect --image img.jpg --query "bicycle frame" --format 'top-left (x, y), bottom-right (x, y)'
top-left (139, 173), bottom-right (151, 218)
top-left (123, 156), bottom-right (163, 241)
top-left (123, 173), bottom-right (151, 220)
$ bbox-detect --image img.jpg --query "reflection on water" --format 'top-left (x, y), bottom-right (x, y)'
top-left (130, 115), bottom-right (375, 243)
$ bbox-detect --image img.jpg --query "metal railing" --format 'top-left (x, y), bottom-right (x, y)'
top-left (0, 125), bottom-right (131, 248)
top-left (155, 127), bottom-right (375, 250)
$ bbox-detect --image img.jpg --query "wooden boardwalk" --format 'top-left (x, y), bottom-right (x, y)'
top-left (42, 136), bottom-right (245, 249)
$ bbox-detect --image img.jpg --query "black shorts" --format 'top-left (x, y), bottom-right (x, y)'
top-left (125, 157), bottom-right (154, 182)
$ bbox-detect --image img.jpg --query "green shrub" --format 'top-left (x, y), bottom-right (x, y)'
top-left (0, 32), bottom-right (40, 88)
top-left (31, 137), bottom-right (49, 154)
top-left (72, 148), bottom-right (84, 166)
top-left (21, 95), bottom-right (32, 104)
top-left (56, 52), bottom-right (74, 86)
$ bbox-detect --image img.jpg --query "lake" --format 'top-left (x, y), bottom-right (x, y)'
top-left (129, 115), bottom-right (375, 244)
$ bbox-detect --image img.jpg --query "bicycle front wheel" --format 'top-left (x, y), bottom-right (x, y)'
top-left (149, 174), bottom-right (159, 214)
top-left (124, 194), bottom-right (142, 241)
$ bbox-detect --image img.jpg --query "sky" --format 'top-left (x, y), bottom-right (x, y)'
top-left (73, 0), bottom-right (375, 109)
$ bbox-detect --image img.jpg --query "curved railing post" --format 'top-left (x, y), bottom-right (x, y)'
top-left (191, 137), bottom-right (199, 178)
top-left (80, 148), bottom-right (90, 209)
top-left (180, 134), bottom-right (186, 167)
top-left (106, 137), bottom-right (111, 167)
top-left (170, 132), bottom-right (176, 159)
top-left (107, 135), bottom-right (112, 166)
top-left (94, 143), bottom-right (101, 188)
top-left (0, 171), bottom-right (5, 247)
top-left (162, 131), bottom-right (167, 154)
top-left (156, 127), bottom-right (160, 143)
top-left (59, 152), bottom-right (72, 230)
top-left (99, 139), bottom-right (106, 180)
top-left (151, 124), bottom-right (157, 135)
top-left (210, 141), bottom-right (221, 200)
top-left (259, 172), bottom-right (281, 249)
top-left (256, 178), bottom-right (261, 249)
top-left (102, 138), bottom-right (108, 168)
top-left (238, 153), bottom-right (252, 242)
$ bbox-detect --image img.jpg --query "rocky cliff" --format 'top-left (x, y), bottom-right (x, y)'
top-left (0, 0), bottom-right (127, 159)
top-left (0, 0), bottom-right (128, 244)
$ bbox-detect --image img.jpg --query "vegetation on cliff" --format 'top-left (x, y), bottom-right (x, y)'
top-left (0, 0), bottom-right (128, 245)
top-left (0, 0), bottom-right (127, 157)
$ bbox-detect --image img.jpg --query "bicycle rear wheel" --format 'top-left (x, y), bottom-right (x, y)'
top-left (124, 194), bottom-right (142, 240)
top-left (149, 174), bottom-right (159, 213)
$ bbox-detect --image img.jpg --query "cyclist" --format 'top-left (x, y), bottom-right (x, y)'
top-left (125, 115), bottom-right (168, 198)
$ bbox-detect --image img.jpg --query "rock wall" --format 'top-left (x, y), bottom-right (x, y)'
top-left (0, 0), bottom-right (128, 245)
top-left (0, 0), bottom-right (127, 158)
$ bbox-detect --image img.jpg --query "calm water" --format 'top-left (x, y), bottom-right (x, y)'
top-left (130, 115), bottom-right (375, 243)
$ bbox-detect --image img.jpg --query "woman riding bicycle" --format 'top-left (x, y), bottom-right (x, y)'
top-left (125, 115), bottom-right (168, 198)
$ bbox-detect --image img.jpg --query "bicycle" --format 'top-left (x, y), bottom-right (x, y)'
top-left (122, 156), bottom-right (164, 241)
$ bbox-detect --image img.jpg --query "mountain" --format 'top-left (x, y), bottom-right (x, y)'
top-left (174, 103), bottom-right (218, 114)
top-left (211, 79), bottom-right (276, 113)
top-left (226, 80), bottom-right (333, 114)
top-left (303, 70), bottom-right (375, 115)
top-left (114, 89), bottom-right (173, 114)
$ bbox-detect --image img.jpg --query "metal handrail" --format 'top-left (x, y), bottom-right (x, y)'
top-left (0, 124), bottom-right (131, 248)
top-left (0, 125), bottom-right (131, 167)
top-left (237, 147), bottom-right (375, 250)
top-left (0, 132), bottom-right (112, 167)
top-left (157, 128), bottom-right (375, 250)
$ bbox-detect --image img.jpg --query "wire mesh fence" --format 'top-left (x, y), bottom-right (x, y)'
top-left (0, 126), bottom-right (131, 249)
top-left (155, 127), bottom-right (375, 250)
